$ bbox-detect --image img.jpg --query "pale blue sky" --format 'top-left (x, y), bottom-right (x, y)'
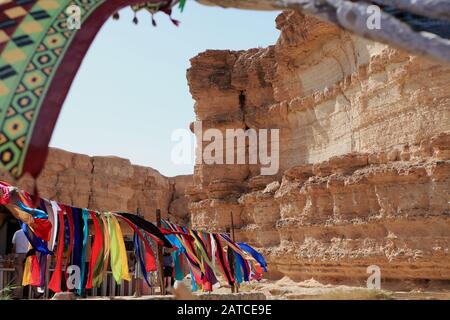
top-left (50, 1), bottom-right (280, 177)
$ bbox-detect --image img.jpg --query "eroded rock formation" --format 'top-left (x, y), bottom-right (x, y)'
top-left (0, 148), bottom-right (192, 226)
top-left (197, 0), bottom-right (450, 64)
top-left (186, 11), bottom-right (450, 288)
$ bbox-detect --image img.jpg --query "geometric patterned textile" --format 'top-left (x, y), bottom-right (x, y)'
top-left (0, 0), bottom-right (104, 178)
top-left (0, 0), bottom-right (180, 180)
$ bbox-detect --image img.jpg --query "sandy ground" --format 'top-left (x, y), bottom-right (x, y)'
top-left (72, 277), bottom-right (450, 300)
top-left (208, 277), bottom-right (450, 300)
top-left (260, 277), bottom-right (450, 300)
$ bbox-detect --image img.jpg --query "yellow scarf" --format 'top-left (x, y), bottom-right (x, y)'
top-left (108, 214), bottom-right (130, 284)
top-left (22, 254), bottom-right (32, 286)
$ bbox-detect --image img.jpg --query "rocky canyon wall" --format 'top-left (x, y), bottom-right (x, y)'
top-left (0, 148), bottom-right (192, 228)
top-left (186, 11), bottom-right (450, 288)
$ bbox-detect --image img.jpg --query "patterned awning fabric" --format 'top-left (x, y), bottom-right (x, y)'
top-left (0, 1), bottom-right (181, 180)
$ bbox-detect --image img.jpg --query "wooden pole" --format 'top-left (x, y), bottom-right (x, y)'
top-left (230, 211), bottom-right (236, 242)
top-left (226, 241), bottom-right (235, 294)
top-left (45, 255), bottom-right (51, 298)
top-left (230, 211), bottom-right (239, 293)
top-left (133, 208), bottom-right (142, 297)
top-left (155, 209), bottom-right (165, 295)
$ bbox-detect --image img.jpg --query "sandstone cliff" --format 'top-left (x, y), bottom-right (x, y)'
top-left (186, 11), bottom-right (450, 289)
top-left (0, 148), bottom-right (192, 226)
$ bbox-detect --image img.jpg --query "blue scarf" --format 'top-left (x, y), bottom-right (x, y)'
top-left (78, 209), bottom-right (89, 294)
top-left (234, 254), bottom-right (243, 284)
top-left (165, 233), bottom-right (185, 281)
top-left (237, 242), bottom-right (267, 272)
top-left (17, 200), bottom-right (48, 219)
top-left (134, 232), bottom-right (152, 288)
top-left (71, 207), bottom-right (83, 291)
top-left (21, 223), bottom-right (52, 255)
top-left (234, 252), bottom-right (250, 282)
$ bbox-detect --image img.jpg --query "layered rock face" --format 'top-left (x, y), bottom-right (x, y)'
top-left (169, 174), bottom-right (194, 225)
top-left (187, 11), bottom-right (450, 288)
top-left (0, 148), bottom-right (192, 227)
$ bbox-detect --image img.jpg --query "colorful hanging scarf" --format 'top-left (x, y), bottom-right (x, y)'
top-left (108, 214), bottom-right (130, 284)
top-left (38, 251), bottom-right (47, 288)
top-left (78, 209), bottom-right (89, 294)
top-left (3, 190), bottom-right (53, 278)
top-left (64, 206), bottom-right (75, 287)
top-left (212, 234), bottom-right (234, 286)
top-left (190, 229), bottom-right (218, 289)
top-left (21, 222), bottom-right (52, 256)
top-left (173, 250), bottom-right (184, 281)
top-left (16, 199), bottom-right (52, 243)
top-left (99, 213), bottom-right (110, 280)
top-left (115, 213), bottom-right (157, 272)
top-left (237, 242), bottom-right (267, 272)
top-left (210, 233), bottom-right (217, 277)
top-left (44, 200), bottom-right (56, 250)
top-left (48, 206), bottom-right (66, 293)
top-left (234, 251), bottom-right (250, 283)
top-left (21, 248), bottom-right (42, 288)
top-left (220, 236), bottom-right (254, 282)
top-left (0, 183), bottom-right (11, 205)
top-left (17, 200), bottom-right (48, 218)
top-left (87, 211), bottom-right (104, 289)
top-left (71, 208), bottom-right (83, 279)
top-left (164, 233), bottom-right (184, 253)
top-left (116, 212), bottom-right (173, 248)
top-left (163, 221), bottom-right (203, 289)
top-left (219, 233), bottom-right (247, 257)
top-left (2, 181), bottom-right (267, 293)
top-left (203, 232), bottom-right (220, 287)
top-left (234, 255), bottom-right (243, 284)
top-left (30, 254), bottom-right (41, 287)
top-left (190, 229), bottom-right (215, 271)
top-left (227, 245), bottom-right (236, 285)
top-left (134, 233), bottom-right (152, 287)
top-left (48, 201), bottom-right (61, 251)
top-left (178, 226), bottom-right (204, 287)
top-left (161, 226), bottom-right (185, 281)
top-left (114, 214), bottom-right (131, 282)
top-left (22, 254), bottom-right (32, 287)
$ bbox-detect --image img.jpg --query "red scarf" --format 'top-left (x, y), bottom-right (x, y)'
top-left (31, 218), bottom-right (52, 241)
top-left (48, 206), bottom-right (65, 293)
top-left (30, 255), bottom-right (41, 286)
top-left (213, 234), bottom-right (234, 286)
top-left (86, 211), bottom-right (103, 289)
top-left (0, 182), bottom-right (11, 205)
top-left (64, 205), bottom-right (75, 289)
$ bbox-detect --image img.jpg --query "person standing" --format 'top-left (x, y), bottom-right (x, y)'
top-left (12, 228), bottom-right (29, 299)
top-left (163, 250), bottom-right (174, 293)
